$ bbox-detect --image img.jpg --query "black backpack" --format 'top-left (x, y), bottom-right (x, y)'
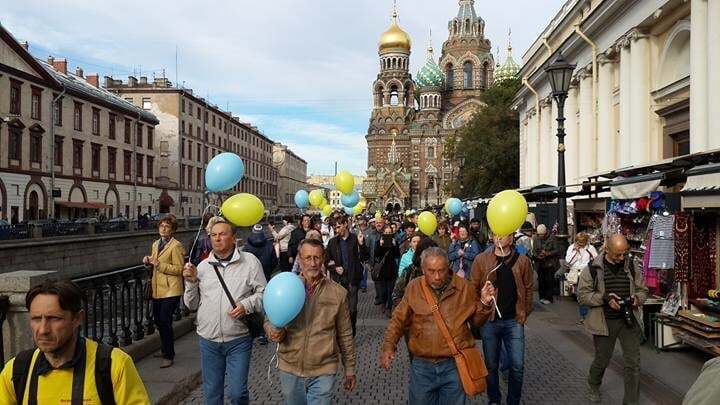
top-left (11, 342), bottom-right (116, 405)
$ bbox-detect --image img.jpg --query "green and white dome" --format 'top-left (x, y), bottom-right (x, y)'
top-left (415, 47), bottom-right (444, 88)
top-left (495, 42), bottom-right (519, 83)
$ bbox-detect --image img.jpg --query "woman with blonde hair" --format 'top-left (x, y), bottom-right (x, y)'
top-left (565, 232), bottom-right (598, 322)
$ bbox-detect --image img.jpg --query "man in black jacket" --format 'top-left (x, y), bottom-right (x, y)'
top-left (242, 224), bottom-right (277, 283)
top-left (326, 215), bottom-right (368, 336)
top-left (288, 214), bottom-right (311, 264)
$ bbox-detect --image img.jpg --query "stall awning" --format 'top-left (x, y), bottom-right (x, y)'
top-left (681, 163), bottom-right (720, 208)
top-left (610, 173), bottom-right (664, 199)
top-left (55, 201), bottom-right (110, 209)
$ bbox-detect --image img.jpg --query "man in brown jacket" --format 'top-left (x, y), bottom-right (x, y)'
top-left (265, 238), bottom-right (356, 404)
top-left (471, 234), bottom-right (533, 405)
top-left (380, 247), bottom-right (495, 404)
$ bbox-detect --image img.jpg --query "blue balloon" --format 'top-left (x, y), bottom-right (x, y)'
top-left (264, 272), bottom-right (306, 327)
top-left (205, 153), bottom-right (245, 192)
top-left (341, 191), bottom-right (359, 208)
top-left (447, 198), bottom-right (463, 216)
top-left (344, 206), bottom-right (354, 216)
top-left (294, 190), bottom-right (309, 209)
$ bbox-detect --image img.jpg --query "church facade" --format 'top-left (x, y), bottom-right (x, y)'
top-left (363, 0), bottom-right (496, 212)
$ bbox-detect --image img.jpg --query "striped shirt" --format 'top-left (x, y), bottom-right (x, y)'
top-left (603, 259), bottom-right (631, 319)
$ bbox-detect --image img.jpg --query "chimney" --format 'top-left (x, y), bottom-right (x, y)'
top-left (52, 58), bottom-right (68, 74)
top-left (103, 76), bottom-right (114, 88)
top-left (75, 67), bottom-right (84, 78)
top-left (86, 74), bottom-right (99, 88)
top-left (139, 76), bottom-right (148, 85)
top-left (20, 41), bottom-right (29, 51)
top-left (128, 76), bottom-right (138, 87)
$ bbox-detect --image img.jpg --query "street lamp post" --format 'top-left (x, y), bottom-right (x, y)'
top-left (545, 52), bottom-right (576, 253)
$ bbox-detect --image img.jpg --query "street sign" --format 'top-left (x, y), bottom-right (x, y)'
top-left (52, 188), bottom-right (61, 198)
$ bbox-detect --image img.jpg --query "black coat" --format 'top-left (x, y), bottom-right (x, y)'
top-left (288, 227), bottom-right (307, 259)
top-left (243, 232), bottom-right (277, 282)
top-left (326, 233), bottom-right (369, 287)
top-left (374, 239), bottom-right (400, 281)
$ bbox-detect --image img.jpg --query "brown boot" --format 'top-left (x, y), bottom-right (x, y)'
top-left (160, 359), bottom-right (173, 368)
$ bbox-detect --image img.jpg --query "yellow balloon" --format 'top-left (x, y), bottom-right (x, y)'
top-left (308, 189), bottom-right (324, 208)
top-left (221, 193), bottom-right (264, 227)
top-left (335, 170), bottom-right (354, 194)
top-left (417, 211), bottom-right (438, 236)
top-left (375, 211), bottom-right (382, 219)
top-left (322, 205), bottom-right (333, 217)
top-left (358, 198), bottom-right (367, 209)
top-left (487, 190), bottom-right (528, 236)
top-left (353, 204), bottom-right (363, 215)
top-left (319, 197), bottom-right (328, 209)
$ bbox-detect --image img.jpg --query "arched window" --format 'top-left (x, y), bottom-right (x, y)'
top-left (446, 64), bottom-right (454, 90)
top-left (465, 19), bottom-right (471, 33)
top-left (390, 85), bottom-right (399, 106)
top-left (464, 61), bottom-right (473, 89)
top-left (482, 61), bottom-right (489, 88)
top-left (29, 190), bottom-right (39, 220)
top-left (376, 86), bottom-right (384, 107)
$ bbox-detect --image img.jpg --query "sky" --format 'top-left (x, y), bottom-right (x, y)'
top-left (3, 0), bottom-right (565, 176)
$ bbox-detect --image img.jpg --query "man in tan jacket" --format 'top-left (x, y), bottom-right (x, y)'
top-left (380, 247), bottom-right (495, 404)
top-left (265, 238), bottom-right (356, 404)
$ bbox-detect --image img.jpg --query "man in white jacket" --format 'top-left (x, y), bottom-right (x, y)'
top-left (183, 216), bottom-right (266, 405)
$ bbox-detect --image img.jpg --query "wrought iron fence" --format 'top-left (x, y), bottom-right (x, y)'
top-left (41, 222), bottom-right (85, 237)
top-left (0, 224), bottom-right (31, 240)
top-left (95, 221), bottom-right (130, 234)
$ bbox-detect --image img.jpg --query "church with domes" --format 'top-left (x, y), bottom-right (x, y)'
top-left (363, 0), bottom-right (519, 212)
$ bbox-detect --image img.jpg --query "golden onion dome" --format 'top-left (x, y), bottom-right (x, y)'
top-left (379, 12), bottom-right (411, 53)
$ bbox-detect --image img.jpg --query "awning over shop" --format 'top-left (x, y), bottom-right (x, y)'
top-left (55, 201), bottom-right (111, 209)
top-left (681, 163), bottom-right (720, 208)
top-left (610, 173), bottom-right (664, 199)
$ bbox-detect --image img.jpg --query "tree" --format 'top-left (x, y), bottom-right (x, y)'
top-left (444, 77), bottom-right (521, 198)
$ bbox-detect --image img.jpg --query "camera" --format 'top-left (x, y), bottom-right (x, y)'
top-left (616, 297), bottom-right (635, 327)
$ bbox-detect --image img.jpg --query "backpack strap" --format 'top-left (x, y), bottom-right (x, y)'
top-left (94, 343), bottom-right (117, 405)
top-left (12, 348), bottom-right (36, 404)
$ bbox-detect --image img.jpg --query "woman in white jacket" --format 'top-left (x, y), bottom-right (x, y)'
top-left (565, 232), bottom-right (597, 323)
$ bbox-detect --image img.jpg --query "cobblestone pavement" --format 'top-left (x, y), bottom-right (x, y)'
top-left (180, 282), bottom-right (611, 405)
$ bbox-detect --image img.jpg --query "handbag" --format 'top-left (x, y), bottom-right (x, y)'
top-left (211, 264), bottom-right (264, 338)
top-left (420, 279), bottom-right (488, 396)
top-left (371, 251), bottom-right (389, 280)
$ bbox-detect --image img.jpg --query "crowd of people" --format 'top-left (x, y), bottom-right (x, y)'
top-left (4, 209), bottom-right (717, 405)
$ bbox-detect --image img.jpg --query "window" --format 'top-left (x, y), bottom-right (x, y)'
top-left (196, 167), bottom-right (202, 190)
top-left (147, 156), bottom-right (154, 180)
top-left (124, 119), bottom-right (131, 143)
top-left (31, 87), bottom-right (42, 120)
top-left (187, 140), bottom-right (192, 160)
top-left (427, 146), bottom-right (436, 159)
top-left (196, 126), bottom-right (200, 138)
top-left (92, 108), bottom-right (100, 135)
top-left (124, 97), bottom-right (133, 104)
top-left (54, 136), bottom-right (64, 166)
top-left (10, 79), bottom-right (21, 115)
top-left (181, 99), bottom-right (186, 113)
top-left (212, 115), bottom-right (216, 127)
top-left (390, 85), bottom-right (399, 106)
top-left (136, 123), bottom-right (143, 147)
top-left (197, 106), bottom-right (201, 117)
top-left (30, 132), bottom-right (42, 164)
top-left (72, 139), bottom-right (84, 169)
top-left (446, 64), bottom-right (454, 90)
top-left (197, 144), bottom-right (201, 162)
top-left (73, 102), bottom-right (83, 131)
top-left (91, 143), bottom-right (101, 173)
top-left (189, 123), bottom-right (193, 138)
top-left (108, 114), bottom-right (116, 139)
top-left (463, 61), bottom-right (473, 89)
top-left (54, 97), bottom-right (63, 126)
top-left (181, 139), bottom-right (186, 158)
top-left (9, 128), bottom-right (22, 161)
top-left (187, 165), bottom-right (193, 188)
top-left (204, 146), bottom-right (208, 163)
top-left (136, 154), bottom-right (144, 178)
top-left (147, 127), bottom-right (153, 149)
top-left (124, 151), bottom-right (132, 176)
top-left (108, 147), bottom-right (116, 174)
top-left (142, 97), bottom-right (151, 110)
top-left (188, 102), bottom-right (193, 116)
top-left (204, 111), bottom-right (208, 123)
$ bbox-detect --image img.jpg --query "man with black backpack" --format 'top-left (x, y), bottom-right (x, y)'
top-left (0, 280), bottom-right (150, 404)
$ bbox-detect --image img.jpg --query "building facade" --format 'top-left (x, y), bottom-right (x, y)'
top-left (514, 0), bottom-right (719, 189)
top-left (363, 0), bottom-right (495, 212)
top-left (273, 143), bottom-right (307, 214)
top-left (105, 79), bottom-right (278, 216)
top-left (0, 26), bottom-right (159, 223)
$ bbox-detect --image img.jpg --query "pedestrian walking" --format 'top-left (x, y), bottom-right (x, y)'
top-left (243, 224), bottom-right (278, 288)
top-left (290, 229), bottom-right (322, 274)
top-left (265, 238), bottom-right (357, 405)
top-left (270, 215), bottom-right (295, 273)
top-left (448, 225), bottom-right (480, 280)
top-left (577, 234), bottom-right (648, 404)
top-left (514, 222), bottom-right (534, 257)
top-left (380, 247), bottom-right (495, 404)
top-left (564, 232), bottom-right (598, 323)
top-left (287, 214), bottom-right (312, 265)
top-left (182, 216), bottom-right (266, 405)
top-left (325, 215), bottom-right (368, 336)
top-left (392, 236), bottom-right (437, 307)
top-left (373, 224), bottom-right (401, 316)
top-left (471, 234), bottom-right (534, 405)
top-left (142, 214), bottom-right (185, 368)
top-left (398, 232), bottom-right (421, 279)
top-left (191, 212), bottom-right (214, 266)
top-left (0, 280), bottom-right (150, 404)
top-left (365, 216), bottom-right (386, 305)
top-left (432, 220), bottom-right (452, 251)
top-left (532, 224), bottom-right (559, 304)
top-left (355, 216), bottom-right (370, 293)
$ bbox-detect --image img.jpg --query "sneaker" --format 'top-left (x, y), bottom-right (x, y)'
top-left (587, 384), bottom-right (601, 403)
top-left (540, 299), bottom-right (550, 305)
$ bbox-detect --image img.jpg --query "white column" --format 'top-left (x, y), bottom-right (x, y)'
top-left (565, 85), bottom-right (579, 184)
top-left (520, 119), bottom-right (528, 187)
top-left (541, 100), bottom-right (554, 185)
top-left (527, 109), bottom-right (539, 185)
top-left (578, 72), bottom-right (593, 178)
top-left (619, 43), bottom-right (632, 167)
top-left (708, 0), bottom-right (720, 148)
top-left (549, 99), bottom-right (559, 185)
top-left (691, 0), bottom-right (709, 152)
top-left (597, 55), bottom-right (616, 171)
top-left (630, 33), bottom-right (651, 165)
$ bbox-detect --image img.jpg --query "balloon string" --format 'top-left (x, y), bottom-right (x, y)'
top-left (484, 244), bottom-right (504, 319)
top-left (188, 204), bottom-right (221, 262)
top-left (267, 343), bottom-right (279, 384)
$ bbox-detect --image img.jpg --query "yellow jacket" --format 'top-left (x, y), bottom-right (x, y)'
top-left (0, 338), bottom-right (150, 405)
top-left (150, 237), bottom-right (185, 299)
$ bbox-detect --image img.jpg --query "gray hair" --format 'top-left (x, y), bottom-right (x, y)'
top-left (420, 247), bottom-right (450, 267)
top-left (206, 216), bottom-right (237, 235)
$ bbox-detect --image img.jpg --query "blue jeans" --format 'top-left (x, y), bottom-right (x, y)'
top-left (481, 319), bottom-right (525, 405)
top-left (199, 336), bottom-right (253, 405)
top-left (279, 371), bottom-right (336, 405)
top-left (409, 357), bottom-right (466, 405)
top-left (359, 264), bottom-right (368, 290)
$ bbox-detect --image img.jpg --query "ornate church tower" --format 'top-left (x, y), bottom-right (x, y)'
top-left (364, 5), bottom-right (414, 212)
top-left (439, 0), bottom-right (495, 127)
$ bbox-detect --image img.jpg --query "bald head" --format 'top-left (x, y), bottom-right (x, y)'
top-left (605, 234), bottom-right (629, 264)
